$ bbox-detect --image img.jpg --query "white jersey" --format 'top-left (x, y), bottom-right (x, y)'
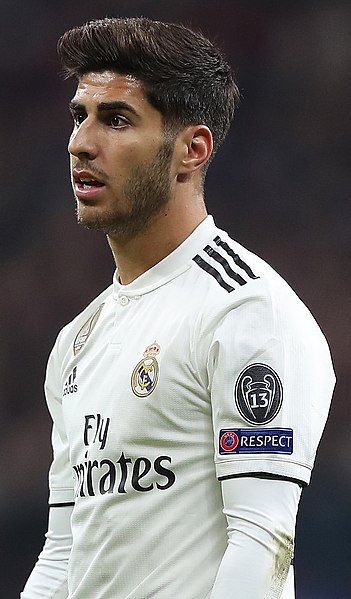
top-left (46, 215), bottom-right (334, 598)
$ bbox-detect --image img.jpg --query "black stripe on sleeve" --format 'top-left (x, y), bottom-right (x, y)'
top-left (214, 236), bottom-right (259, 280)
top-left (193, 255), bottom-right (234, 292)
top-left (49, 501), bottom-right (75, 508)
top-left (218, 472), bottom-right (305, 487)
top-left (204, 245), bottom-right (247, 286)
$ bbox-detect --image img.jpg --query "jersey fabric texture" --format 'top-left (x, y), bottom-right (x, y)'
top-left (46, 215), bottom-right (335, 598)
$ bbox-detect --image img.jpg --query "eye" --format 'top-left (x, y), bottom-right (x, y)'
top-left (71, 112), bottom-right (86, 127)
top-left (108, 115), bottom-right (129, 129)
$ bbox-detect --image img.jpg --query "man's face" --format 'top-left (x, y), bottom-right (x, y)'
top-left (68, 70), bottom-right (175, 240)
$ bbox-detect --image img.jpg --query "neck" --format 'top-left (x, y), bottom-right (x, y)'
top-left (107, 190), bottom-right (207, 285)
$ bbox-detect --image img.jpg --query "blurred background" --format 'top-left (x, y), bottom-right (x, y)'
top-left (1, 1), bottom-right (350, 596)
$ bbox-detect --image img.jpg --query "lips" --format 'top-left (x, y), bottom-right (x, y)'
top-left (73, 169), bottom-right (106, 200)
top-left (73, 169), bottom-right (105, 186)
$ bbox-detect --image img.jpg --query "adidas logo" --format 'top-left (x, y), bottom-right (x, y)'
top-left (63, 367), bottom-right (78, 396)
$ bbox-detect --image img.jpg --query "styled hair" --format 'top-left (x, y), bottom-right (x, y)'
top-left (57, 17), bottom-right (240, 155)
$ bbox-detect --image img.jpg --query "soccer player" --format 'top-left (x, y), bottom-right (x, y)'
top-left (21, 17), bottom-right (335, 599)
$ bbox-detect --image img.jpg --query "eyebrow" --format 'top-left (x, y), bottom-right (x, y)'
top-left (68, 100), bottom-right (139, 117)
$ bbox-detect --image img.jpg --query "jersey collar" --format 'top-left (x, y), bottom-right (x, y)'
top-left (112, 215), bottom-right (217, 298)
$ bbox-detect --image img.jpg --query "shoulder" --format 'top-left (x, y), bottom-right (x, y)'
top-left (190, 225), bottom-right (328, 348)
top-left (189, 226), bottom-right (281, 317)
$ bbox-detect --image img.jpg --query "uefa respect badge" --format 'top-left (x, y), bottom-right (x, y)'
top-left (219, 428), bottom-right (293, 455)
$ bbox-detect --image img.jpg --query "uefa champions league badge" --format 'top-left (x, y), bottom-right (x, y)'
top-left (234, 363), bottom-right (283, 425)
top-left (131, 342), bottom-right (160, 397)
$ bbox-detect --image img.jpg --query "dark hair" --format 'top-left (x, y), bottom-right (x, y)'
top-left (57, 17), bottom-right (240, 156)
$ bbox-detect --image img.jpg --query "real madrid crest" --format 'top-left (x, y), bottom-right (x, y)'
top-left (131, 342), bottom-right (160, 397)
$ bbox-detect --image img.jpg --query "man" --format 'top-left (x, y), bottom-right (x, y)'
top-left (21, 17), bottom-right (335, 599)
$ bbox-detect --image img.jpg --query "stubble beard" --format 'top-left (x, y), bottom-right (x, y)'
top-left (76, 139), bottom-right (174, 241)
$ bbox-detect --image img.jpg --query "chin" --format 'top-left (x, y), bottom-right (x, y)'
top-left (76, 204), bottom-right (104, 230)
top-left (76, 205), bottom-right (125, 236)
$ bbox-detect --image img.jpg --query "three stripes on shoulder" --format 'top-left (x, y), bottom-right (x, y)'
top-left (193, 236), bottom-right (259, 293)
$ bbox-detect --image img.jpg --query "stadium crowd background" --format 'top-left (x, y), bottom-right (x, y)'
top-left (1, 1), bottom-right (350, 596)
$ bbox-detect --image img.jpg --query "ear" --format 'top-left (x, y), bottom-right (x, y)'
top-left (176, 125), bottom-right (213, 178)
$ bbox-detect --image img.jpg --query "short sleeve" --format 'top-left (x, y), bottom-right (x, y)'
top-left (45, 339), bottom-right (75, 505)
top-left (208, 287), bottom-right (335, 485)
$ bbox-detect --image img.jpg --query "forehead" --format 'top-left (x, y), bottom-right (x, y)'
top-left (72, 70), bottom-right (152, 113)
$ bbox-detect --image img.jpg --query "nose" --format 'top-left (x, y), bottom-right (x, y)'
top-left (68, 118), bottom-right (99, 160)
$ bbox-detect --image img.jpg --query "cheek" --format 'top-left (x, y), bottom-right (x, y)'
top-left (120, 136), bottom-right (146, 158)
top-left (116, 131), bottom-right (162, 164)
top-left (109, 146), bottom-right (148, 179)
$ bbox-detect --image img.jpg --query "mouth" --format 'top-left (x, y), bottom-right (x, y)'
top-left (77, 178), bottom-right (104, 190)
top-left (73, 169), bottom-right (106, 200)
